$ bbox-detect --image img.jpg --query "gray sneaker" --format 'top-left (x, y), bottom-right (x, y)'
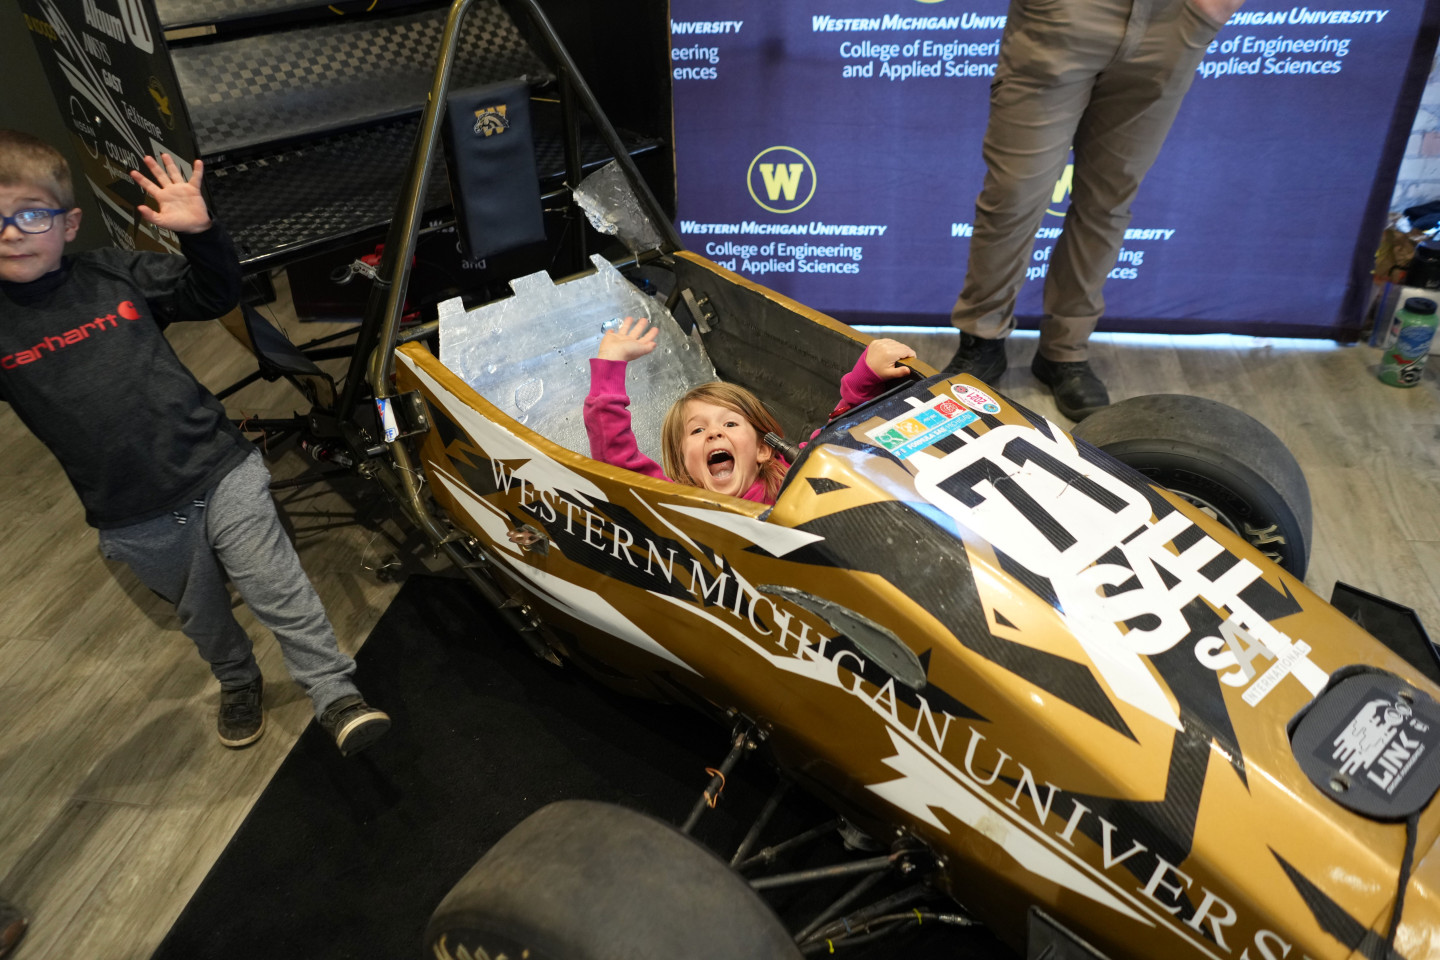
top-left (319, 695), bottom-right (391, 757)
top-left (218, 676), bottom-right (265, 748)
top-left (940, 332), bottom-right (1008, 383)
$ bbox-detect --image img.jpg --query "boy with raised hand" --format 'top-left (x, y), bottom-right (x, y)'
top-left (0, 129), bottom-right (389, 756)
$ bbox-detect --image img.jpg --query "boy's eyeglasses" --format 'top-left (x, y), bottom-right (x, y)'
top-left (1, 208), bottom-right (69, 235)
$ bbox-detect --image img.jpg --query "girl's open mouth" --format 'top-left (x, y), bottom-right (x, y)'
top-left (706, 449), bottom-right (735, 479)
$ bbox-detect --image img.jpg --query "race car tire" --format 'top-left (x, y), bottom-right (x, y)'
top-left (1070, 394), bottom-right (1312, 579)
top-left (425, 799), bottom-right (804, 960)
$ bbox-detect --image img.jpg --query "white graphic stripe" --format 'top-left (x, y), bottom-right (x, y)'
top-left (630, 490), bottom-right (704, 556)
top-left (401, 353), bottom-right (606, 507)
top-left (432, 470), bottom-right (698, 676)
top-left (660, 502), bottom-right (825, 556)
top-left (868, 730), bottom-right (1145, 921)
top-left (650, 594), bottom-right (1217, 945)
top-left (41, 0), bottom-right (144, 155)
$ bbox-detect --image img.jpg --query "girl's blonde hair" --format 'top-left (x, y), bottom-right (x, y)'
top-left (661, 382), bottom-right (787, 501)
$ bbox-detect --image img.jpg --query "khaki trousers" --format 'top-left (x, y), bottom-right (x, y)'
top-left (951, 0), bottom-right (1223, 361)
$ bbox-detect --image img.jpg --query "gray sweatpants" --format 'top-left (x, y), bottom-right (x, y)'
top-left (951, 0), bottom-right (1223, 361)
top-left (98, 450), bottom-right (359, 717)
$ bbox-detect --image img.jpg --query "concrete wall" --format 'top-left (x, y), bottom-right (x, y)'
top-left (1394, 47), bottom-right (1440, 213)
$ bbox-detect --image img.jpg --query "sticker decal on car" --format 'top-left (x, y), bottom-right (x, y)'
top-left (865, 394), bottom-right (978, 460)
top-left (951, 382), bottom-right (1002, 416)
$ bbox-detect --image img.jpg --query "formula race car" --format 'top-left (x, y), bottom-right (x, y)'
top-left (402, 245), bottom-right (1440, 960)
top-left (228, 2), bottom-right (1440, 957)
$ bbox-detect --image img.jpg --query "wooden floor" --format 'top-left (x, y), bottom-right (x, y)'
top-left (0, 292), bottom-right (1438, 959)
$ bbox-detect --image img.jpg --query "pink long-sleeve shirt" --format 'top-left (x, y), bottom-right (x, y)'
top-left (583, 347), bottom-right (893, 505)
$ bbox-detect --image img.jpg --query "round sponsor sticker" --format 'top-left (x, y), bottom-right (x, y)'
top-left (951, 383), bottom-right (1001, 415)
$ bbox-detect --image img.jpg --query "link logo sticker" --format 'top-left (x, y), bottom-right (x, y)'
top-left (748, 146), bottom-right (817, 214)
top-left (472, 105), bottom-right (511, 137)
top-left (1332, 696), bottom-right (1429, 794)
top-left (866, 395), bottom-right (976, 460)
top-left (951, 382), bottom-right (1001, 415)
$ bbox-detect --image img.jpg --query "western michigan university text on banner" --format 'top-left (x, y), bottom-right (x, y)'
top-left (670, 1), bottom-right (1440, 339)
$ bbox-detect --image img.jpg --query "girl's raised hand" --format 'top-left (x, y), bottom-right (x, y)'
top-left (597, 316), bottom-right (660, 363)
top-left (866, 338), bottom-right (916, 379)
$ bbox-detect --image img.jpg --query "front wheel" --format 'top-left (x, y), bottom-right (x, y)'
top-left (426, 800), bottom-right (804, 960)
top-left (1071, 395), bottom-right (1312, 578)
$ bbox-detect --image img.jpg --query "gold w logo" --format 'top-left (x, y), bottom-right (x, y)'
top-left (748, 147), bottom-right (816, 214)
top-left (758, 163), bottom-right (806, 201)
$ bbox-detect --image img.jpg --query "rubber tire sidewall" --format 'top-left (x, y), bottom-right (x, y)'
top-left (1099, 441), bottom-right (1310, 576)
top-left (1071, 396), bottom-right (1312, 579)
top-left (425, 800), bottom-right (804, 960)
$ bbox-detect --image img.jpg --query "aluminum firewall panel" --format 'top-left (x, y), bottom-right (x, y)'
top-left (438, 255), bottom-right (717, 464)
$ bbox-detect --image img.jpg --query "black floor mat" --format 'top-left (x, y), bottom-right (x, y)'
top-left (152, 574), bottom-right (1015, 959)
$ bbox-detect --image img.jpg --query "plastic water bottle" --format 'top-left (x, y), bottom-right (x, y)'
top-left (1378, 297), bottom-right (1438, 387)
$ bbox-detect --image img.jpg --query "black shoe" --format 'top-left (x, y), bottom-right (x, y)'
top-left (940, 332), bottom-right (1008, 383)
top-left (320, 695), bottom-right (391, 757)
top-left (0, 898), bottom-right (27, 960)
top-left (217, 676), bottom-right (265, 748)
top-left (1030, 354), bottom-right (1111, 421)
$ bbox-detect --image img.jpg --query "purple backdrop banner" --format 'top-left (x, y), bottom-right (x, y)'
top-left (670, 1), bottom-right (1438, 338)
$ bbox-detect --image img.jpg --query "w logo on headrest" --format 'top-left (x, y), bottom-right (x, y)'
top-left (473, 105), bottom-right (511, 137)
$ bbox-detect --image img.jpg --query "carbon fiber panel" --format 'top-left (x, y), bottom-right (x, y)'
top-left (156, 0), bottom-right (431, 30)
top-left (171, 1), bottom-right (551, 154)
top-left (207, 119), bottom-right (442, 266)
top-left (207, 114), bottom-right (653, 269)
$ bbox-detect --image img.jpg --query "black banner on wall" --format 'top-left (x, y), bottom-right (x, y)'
top-left (670, 1), bottom-right (1440, 339)
top-left (17, 0), bottom-right (198, 257)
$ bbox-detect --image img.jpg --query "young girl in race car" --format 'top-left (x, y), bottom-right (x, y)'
top-left (584, 316), bottom-right (915, 504)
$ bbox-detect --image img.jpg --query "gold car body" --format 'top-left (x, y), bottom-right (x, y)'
top-left (395, 253), bottom-right (1440, 960)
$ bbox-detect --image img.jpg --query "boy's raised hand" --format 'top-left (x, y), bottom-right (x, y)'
top-left (130, 154), bottom-right (212, 234)
top-left (866, 338), bottom-right (916, 379)
top-left (597, 316), bottom-right (660, 363)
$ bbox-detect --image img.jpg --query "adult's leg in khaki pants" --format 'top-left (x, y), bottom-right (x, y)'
top-left (950, 0), bottom-right (1127, 341)
top-left (1041, 0), bottom-right (1224, 361)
